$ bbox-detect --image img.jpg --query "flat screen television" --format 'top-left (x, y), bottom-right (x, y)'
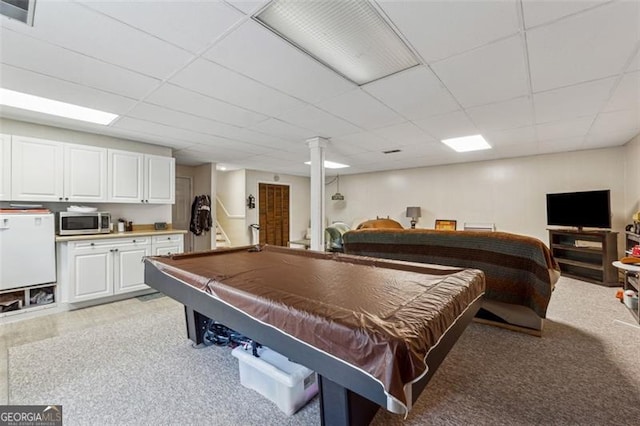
top-left (546, 190), bottom-right (611, 230)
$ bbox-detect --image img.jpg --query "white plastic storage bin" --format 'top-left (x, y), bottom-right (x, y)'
top-left (231, 346), bottom-right (318, 415)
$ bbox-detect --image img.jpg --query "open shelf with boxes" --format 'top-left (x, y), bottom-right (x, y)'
top-left (548, 229), bottom-right (618, 286)
top-left (0, 283), bottom-right (57, 317)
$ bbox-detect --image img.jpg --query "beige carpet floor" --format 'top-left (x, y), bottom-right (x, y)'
top-left (6, 276), bottom-right (640, 425)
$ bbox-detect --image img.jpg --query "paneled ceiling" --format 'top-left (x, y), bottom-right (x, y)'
top-left (1, 0), bottom-right (639, 176)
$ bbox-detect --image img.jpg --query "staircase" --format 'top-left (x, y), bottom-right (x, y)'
top-left (215, 223), bottom-right (230, 248)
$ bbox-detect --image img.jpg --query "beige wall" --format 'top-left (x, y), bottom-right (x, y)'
top-left (216, 169), bottom-right (247, 246)
top-left (245, 170), bottom-right (311, 245)
top-left (190, 163), bottom-right (216, 252)
top-left (0, 118), bottom-right (172, 225)
top-left (326, 147), bottom-right (627, 250)
top-left (624, 134), bottom-right (640, 219)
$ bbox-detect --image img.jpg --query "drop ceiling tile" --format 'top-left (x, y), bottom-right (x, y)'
top-left (0, 64), bottom-right (136, 114)
top-left (146, 84), bottom-right (267, 127)
top-left (372, 122), bottom-right (437, 146)
top-left (0, 29), bottom-right (160, 100)
top-left (538, 137), bottom-right (584, 154)
top-left (492, 141), bottom-right (540, 158)
top-left (536, 117), bottom-right (594, 142)
top-left (413, 110), bottom-right (479, 140)
top-left (467, 96), bottom-right (534, 131)
top-left (329, 131), bottom-right (389, 152)
top-left (316, 89), bottom-right (404, 130)
top-left (112, 117), bottom-right (210, 144)
top-left (533, 77), bottom-right (616, 124)
top-left (125, 103), bottom-right (236, 138)
top-left (204, 21), bottom-right (355, 103)
top-left (2, 1), bottom-right (195, 79)
top-left (249, 119), bottom-right (313, 141)
top-left (603, 71), bottom-right (640, 113)
top-left (79, 0), bottom-right (244, 53)
top-left (277, 105), bottom-right (360, 137)
top-left (362, 66), bottom-right (459, 120)
top-left (325, 141), bottom-right (371, 157)
top-left (521, 0), bottom-right (610, 28)
top-left (589, 109), bottom-right (640, 137)
top-left (431, 36), bottom-right (529, 108)
top-left (174, 146), bottom-right (249, 163)
top-left (378, 0), bottom-right (520, 63)
top-left (584, 128), bottom-right (640, 148)
top-left (171, 58), bottom-right (306, 116)
top-left (483, 126), bottom-right (537, 147)
top-left (224, 0), bottom-right (270, 15)
top-left (527, 1), bottom-right (640, 92)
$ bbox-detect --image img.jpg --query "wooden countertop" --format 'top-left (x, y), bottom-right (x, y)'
top-left (56, 229), bottom-right (187, 242)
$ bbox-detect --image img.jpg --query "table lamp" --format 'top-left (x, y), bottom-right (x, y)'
top-left (406, 206), bottom-right (421, 229)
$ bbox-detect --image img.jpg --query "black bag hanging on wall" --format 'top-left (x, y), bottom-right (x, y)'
top-left (190, 195), bottom-right (212, 236)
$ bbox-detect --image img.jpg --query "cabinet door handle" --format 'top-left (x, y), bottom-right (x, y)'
top-left (114, 248), bottom-right (119, 252)
top-left (58, 197), bottom-right (63, 201)
top-left (110, 249), bottom-right (114, 252)
top-left (90, 243), bottom-right (95, 246)
top-left (141, 199), bottom-right (144, 203)
top-left (132, 239), bottom-right (136, 243)
top-left (65, 197), bottom-right (69, 201)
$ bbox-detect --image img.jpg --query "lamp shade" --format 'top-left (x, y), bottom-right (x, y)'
top-left (406, 207), bottom-right (421, 218)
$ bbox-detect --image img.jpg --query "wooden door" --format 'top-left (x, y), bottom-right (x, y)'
top-left (258, 183), bottom-right (290, 246)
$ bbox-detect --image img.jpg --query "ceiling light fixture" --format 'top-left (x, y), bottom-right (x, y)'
top-left (0, 88), bottom-right (118, 125)
top-left (441, 134), bottom-right (491, 153)
top-left (331, 174), bottom-right (345, 201)
top-left (304, 160), bottom-right (350, 169)
top-left (254, 0), bottom-right (419, 85)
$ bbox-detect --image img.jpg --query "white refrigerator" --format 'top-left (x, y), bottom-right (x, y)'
top-left (0, 213), bottom-right (56, 290)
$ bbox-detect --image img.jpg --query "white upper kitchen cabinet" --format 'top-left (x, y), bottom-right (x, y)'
top-left (145, 154), bottom-right (175, 204)
top-left (11, 136), bottom-right (64, 202)
top-left (0, 135), bottom-right (10, 201)
top-left (108, 149), bottom-right (144, 203)
top-left (108, 149), bottom-right (174, 204)
top-left (64, 143), bottom-right (108, 202)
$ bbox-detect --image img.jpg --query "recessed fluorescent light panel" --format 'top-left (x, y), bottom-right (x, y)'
top-left (304, 160), bottom-right (350, 169)
top-left (0, 88), bottom-right (118, 125)
top-left (0, 0), bottom-right (36, 26)
top-left (441, 135), bottom-right (491, 153)
top-left (254, 0), bottom-right (419, 85)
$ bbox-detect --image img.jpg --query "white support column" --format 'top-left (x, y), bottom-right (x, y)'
top-left (307, 137), bottom-right (328, 251)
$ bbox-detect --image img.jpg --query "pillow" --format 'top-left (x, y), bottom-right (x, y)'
top-left (356, 218), bottom-right (404, 229)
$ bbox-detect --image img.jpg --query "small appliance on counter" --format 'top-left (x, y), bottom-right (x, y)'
top-left (56, 211), bottom-right (111, 236)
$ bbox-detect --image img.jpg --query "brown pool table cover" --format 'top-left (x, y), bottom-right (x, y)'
top-left (146, 245), bottom-right (485, 411)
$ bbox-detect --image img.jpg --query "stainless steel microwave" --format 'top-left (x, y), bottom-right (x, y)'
top-left (57, 211), bottom-right (111, 235)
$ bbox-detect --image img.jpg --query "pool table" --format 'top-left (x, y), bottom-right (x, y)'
top-left (144, 245), bottom-right (484, 425)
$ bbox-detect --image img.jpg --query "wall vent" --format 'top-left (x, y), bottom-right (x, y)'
top-left (1, 0), bottom-right (36, 26)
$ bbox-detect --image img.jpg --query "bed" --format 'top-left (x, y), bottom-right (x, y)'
top-left (144, 245), bottom-right (485, 425)
top-left (342, 229), bottom-right (561, 334)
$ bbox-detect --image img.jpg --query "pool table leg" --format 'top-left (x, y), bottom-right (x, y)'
top-left (318, 375), bottom-right (380, 426)
top-left (185, 306), bottom-right (209, 346)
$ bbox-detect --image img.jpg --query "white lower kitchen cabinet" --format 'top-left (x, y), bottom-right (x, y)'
top-left (58, 233), bottom-right (184, 304)
top-left (59, 237), bottom-right (151, 303)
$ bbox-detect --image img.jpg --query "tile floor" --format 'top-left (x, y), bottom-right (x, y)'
top-left (0, 294), bottom-right (177, 405)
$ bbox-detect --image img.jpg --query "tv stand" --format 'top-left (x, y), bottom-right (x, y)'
top-left (548, 229), bottom-right (618, 286)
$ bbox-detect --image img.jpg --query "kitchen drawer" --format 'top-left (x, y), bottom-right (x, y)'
top-left (73, 237), bottom-right (150, 250)
top-left (152, 234), bottom-right (183, 244)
